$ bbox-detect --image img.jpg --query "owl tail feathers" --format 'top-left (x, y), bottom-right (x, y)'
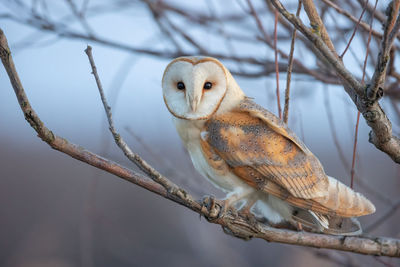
top-left (292, 208), bottom-right (362, 236)
top-left (313, 176), bottom-right (376, 217)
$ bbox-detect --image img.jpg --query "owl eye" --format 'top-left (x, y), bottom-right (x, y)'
top-left (204, 82), bottom-right (212, 90)
top-left (177, 81), bottom-right (185, 90)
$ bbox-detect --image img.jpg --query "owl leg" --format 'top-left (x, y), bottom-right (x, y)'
top-left (239, 196), bottom-right (257, 217)
top-left (201, 188), bottom-right (254, 219)
top-left (236, 195), bottom-right (258, 225)
top-left (221, 187), bottom-right (255, 215)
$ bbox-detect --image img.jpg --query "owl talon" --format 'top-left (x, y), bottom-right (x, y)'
top-left (201, 195), bottom-right (221, 219)
top-left (219, 200), bottom-right (240, 218)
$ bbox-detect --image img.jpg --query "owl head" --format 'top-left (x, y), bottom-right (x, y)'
top-left (162, 56), bottom-right (244, 120)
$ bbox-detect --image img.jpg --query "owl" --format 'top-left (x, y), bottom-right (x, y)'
top-left (162, 56), bottom-right (375, 235)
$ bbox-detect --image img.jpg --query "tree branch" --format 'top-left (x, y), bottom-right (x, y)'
top-left (367, 0), bottom-right (400, 101)
top-left (322, 0), bottom-right (391, 43)
top-left (0, 28), bottom-right (208, 216)
top-left (84, 45), bottom-right (183, 196)
top-left (302, 0), bottom-right (336, 56)
top-left (269, 0), bottom-right (400, 163)
top-left (283, 0), bottom-right (301, 124)
top-left (2, 27), bottom-right (400, 257)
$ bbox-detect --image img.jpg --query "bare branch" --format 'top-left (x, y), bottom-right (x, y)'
top-left (270, 0), bottom-right (400, 163)
top-left (0, 27), bottom-right (205, 216)
top-left (2, 28), bottom-right (400, 257)
top-left (270, 0), bottom-right (362, 93)
top-left (84, 45), bottom-right (189, 199)
top-left (302, 0), bottom-right (337, 55)
top-left (283, 0), bottom-right (301, 124)
top-left (322, 0), bottom-right (390, 43)
top-left (144, 0), bottom-right (183, 52)
top-left (351, 0), bottom-right (378, 189)
top-left (339, 0), bottom-right (368, 58)
top-left (357, 0), bottom-right (387, 23)
top-left (246, 0), bottom-right (283, 117)
top-left (274, 7), bottom-right (282, 119)
top-left (350, 111), bottom-right (361, 188)
top-left (323, 89), bottom-right (393, 205)
top-left (64, 0), bottom-right (95, 36)
top-left (367, 0), bottom-right (400, 101)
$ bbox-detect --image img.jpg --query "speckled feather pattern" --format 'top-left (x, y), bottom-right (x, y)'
top-left (163, 56), bottom-right (375, 235)
top-left (202, 98), bottom-right (375, 218)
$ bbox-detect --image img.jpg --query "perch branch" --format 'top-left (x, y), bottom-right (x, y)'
top-left (2, 28), bottom-right (400, 257)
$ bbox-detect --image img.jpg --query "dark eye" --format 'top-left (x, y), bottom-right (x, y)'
top-left (204, 82), bottom-right (212, 90)
top-left (177, 81), bottom-right (185, 90)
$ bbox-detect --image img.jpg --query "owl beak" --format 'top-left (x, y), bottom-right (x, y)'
top-left (188, 94), bottom-right (200, 112)
top-left (190, 99), bottom-right (198, 112)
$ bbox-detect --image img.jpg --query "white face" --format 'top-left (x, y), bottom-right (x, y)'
top-left (162, 57), bottom-right (228, 120)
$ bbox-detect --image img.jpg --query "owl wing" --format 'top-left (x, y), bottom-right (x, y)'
top-left (204, 98), bottom-right (329, 200)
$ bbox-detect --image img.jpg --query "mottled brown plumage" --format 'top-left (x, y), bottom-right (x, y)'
top-left (202, 98), bottom-right (374, 218)
top-left (162, 56), bottom-right (375, 235)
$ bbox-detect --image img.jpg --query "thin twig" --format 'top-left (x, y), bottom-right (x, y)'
top-left (351, 0), bottom-right (378, 189)
top-left (322, 0), bottom-right (388, 43)
top-left (144, 0), bottom-right (183, 52)
top-left (271, 0), bottom-right (361, 92)
top-left (283, 0), bottom-right (301, 124)
top-left (248, 0), bottom-right (342, 88)
top-left (124, 126), bottom-right (204, 195)
top-left (246, 0), bottom-right (281, 118)
top-left (2, 3), bottom-right (345, 85)
top-left (367, 0), bottom-right (400, 101)
top-left (350, 111), bottom-right (361, 189)
top-left (339, 0), bottom-right (368, 58)
top-left (323, 89), bottom-right (392, 205)
top-left (245, 0), bottom-right (271, 44)
top-left (64, 0), bottom-right (94, 36)
top-left (84, 45), bottom-right (186, 198)
top-left (274, 7), bottom-right (282, 119)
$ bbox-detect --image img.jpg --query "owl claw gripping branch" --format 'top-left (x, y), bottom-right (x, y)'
top-left (162, 56), bottom-right (375, 236)
top-left (201, 195), bottom-right (221, 219)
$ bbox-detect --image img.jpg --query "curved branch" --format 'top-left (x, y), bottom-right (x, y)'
top-left (367, 0), bottom-right (400, 100)
top-left (84, 45), bottom-right (182, 195)
top-left (1, 28), bottom-right (400, 257)
top-left (270, 0), bottom-right (400, 163)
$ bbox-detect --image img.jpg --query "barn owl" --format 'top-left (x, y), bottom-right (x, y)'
top-left (162, 56), bottom-right (375, 235)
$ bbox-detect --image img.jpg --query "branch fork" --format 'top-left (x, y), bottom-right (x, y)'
top-left (270, 0), bottom-right (400, 163)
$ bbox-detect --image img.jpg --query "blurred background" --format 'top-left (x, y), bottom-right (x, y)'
top-left (0, 0), bottom-right (399, 266)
